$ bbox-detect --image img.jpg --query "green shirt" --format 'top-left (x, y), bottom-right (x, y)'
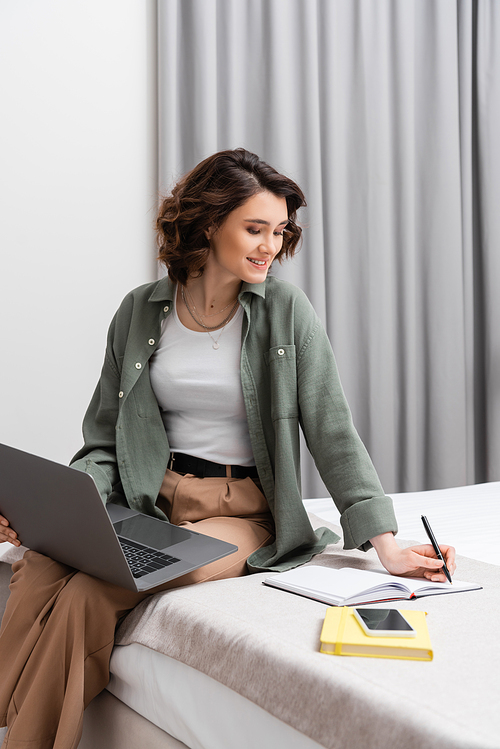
top-left (71, 275), bottom-right (397, 572)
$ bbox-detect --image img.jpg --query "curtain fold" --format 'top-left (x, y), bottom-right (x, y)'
top-left (157, 0), bottom-right (500, 496)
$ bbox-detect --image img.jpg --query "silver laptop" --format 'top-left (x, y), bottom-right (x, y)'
top-left (0, 443), bottom-right (238, 591)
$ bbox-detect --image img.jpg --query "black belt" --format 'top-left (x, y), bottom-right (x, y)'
top-left (168, 452), bottom-right (258, 480)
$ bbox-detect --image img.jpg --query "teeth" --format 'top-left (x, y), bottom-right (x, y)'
top-left (249, 258), bottom-right (266, 266)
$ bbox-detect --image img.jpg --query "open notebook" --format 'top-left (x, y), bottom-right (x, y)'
top-left (264, 565), bottom-right (482, 606)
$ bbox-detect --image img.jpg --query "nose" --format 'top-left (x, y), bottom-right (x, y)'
top-left (258, 234), bottom-right (275, 255)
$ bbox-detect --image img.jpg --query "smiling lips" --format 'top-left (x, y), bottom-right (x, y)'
top-left (247, 257), bottom-right (267, 266)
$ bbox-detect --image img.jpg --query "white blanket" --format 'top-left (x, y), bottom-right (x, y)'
top-left (1, 482), bottom-right (499, 749)
top-left (115, 525), bottom-right (499, 749)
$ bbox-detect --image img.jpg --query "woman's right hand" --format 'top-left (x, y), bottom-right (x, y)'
top-left (0, 515), bottom-right (21, 546)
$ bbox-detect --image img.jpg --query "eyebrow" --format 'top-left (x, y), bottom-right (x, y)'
top-left (243, 218), bottom-right (289, 226)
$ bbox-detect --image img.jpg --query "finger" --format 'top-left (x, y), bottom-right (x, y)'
top-left (423, 570), bottom-right (449, 583)
top-left (0, 536), bottom-right (21, 546)
top-left (0, 516), bottom-right (17, 543)
top-left (0, 524), bottom-right (19, 544)
top-left (424, 571), bottom-right (449, 582)
top-left (411, 544), bottom-right (456, 571)
top-left (438, 543), bottom-right (455, 555)
top-left (410, 548), bottom-right (444, 570)
top-left (442, 545), bottom-right (456, 568)
top-left (430, 545), bottom-right (456, 577)
top-left (0, 530), bottom-right (19, 543)
top-left (410, 543), bottom-right (444, 560)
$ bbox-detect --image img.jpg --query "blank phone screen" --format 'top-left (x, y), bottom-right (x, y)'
top-left (355, 608), bottom-right (414, 632)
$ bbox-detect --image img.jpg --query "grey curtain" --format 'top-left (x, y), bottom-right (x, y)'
top-left (157, 0), bottom-right (500, 496)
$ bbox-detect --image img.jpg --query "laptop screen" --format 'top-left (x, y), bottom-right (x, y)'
top-left (113, 515), bottom-right (188, 550)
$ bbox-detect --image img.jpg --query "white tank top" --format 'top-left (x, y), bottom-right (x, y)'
top-left (149, 297), bottom-right (255, 467)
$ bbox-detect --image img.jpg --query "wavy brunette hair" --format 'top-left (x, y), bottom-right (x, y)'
top-left (156, 148), bottom-right (306, 285)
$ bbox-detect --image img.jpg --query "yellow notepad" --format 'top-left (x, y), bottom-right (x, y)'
top-left (320, 607), bottom-right (433, 661)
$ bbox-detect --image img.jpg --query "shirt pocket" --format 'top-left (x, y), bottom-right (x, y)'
top-left (131, 364), bottom-right (160, 419)
top-left (264, 344), bottom-right (299, 420)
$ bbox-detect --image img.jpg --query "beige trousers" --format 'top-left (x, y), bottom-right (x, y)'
top-left (0, 471), bottom-right (274, 749)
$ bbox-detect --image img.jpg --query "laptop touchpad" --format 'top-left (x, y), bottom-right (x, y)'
top-left (113, 516), bottom-right (188, 550)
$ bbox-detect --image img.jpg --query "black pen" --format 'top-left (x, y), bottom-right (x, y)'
top-left (421, 515), bottom-right (452, 584)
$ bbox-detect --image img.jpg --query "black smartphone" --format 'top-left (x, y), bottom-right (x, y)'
top-left (353, 608), bottom-right (416, 638)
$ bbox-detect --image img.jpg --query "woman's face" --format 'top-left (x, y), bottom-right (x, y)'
top-left (205, 191), bottom-right (289, 285)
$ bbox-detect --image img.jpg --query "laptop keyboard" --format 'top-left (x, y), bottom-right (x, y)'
top-left (119, 537), bottom-right (181, 579)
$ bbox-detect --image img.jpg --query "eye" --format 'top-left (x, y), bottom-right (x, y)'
top-left (274, 231), bottom-right (284, 237)
top-left (247, 228), bottom-right (260, 235)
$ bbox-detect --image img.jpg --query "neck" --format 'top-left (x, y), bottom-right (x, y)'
top-left (184, 271), bottom-right (242, 316)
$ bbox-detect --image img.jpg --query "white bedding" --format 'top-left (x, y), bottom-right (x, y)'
top-left (107, 481), bottom-right (499, 748)
top-left (108, 644), bottom-right (324, 749)
top-left (1, 481), bottom-right (499, 749)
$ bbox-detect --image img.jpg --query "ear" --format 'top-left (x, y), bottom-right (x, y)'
top-left (205, 225), bottom-right (215, 241)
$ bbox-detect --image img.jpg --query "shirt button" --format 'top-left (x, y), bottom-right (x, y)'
top-left (164, 305), bottom-right (170, 313)
top-left (135, 362), bottom-right (142, 369)
top-left (277, 348), bottom-right (285, 356)
top-left (118, 391), bottom-right (124, 398)
top-left (148, 338), bottom-right (155, 346)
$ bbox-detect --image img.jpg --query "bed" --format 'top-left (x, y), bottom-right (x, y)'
top-left (1, 481), bottom-right (499, 749)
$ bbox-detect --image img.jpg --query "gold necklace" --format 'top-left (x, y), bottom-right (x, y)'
top-left (185, 286), bottom-right (238, 318)
top-left (181, 286), bottom-right (239, 332)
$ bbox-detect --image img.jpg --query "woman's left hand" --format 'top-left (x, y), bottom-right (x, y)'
top-left (370, 532), bottom-right (456, 582)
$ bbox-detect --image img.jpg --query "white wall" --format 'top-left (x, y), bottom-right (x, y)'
top-left (0, 0), bottom-right (157, 464)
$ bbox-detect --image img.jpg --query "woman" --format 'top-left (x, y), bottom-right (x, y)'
top-left (0, 148), bottom-right (455, 749)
